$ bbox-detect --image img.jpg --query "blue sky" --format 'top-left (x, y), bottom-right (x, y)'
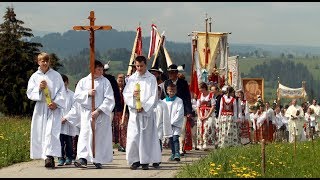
top-left (1, 2), bottom-right (320, 47)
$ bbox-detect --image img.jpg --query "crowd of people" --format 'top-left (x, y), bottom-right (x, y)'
top-left (26, 52), bottom-right (320, 170)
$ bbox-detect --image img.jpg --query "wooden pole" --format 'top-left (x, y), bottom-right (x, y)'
top-left (121, 25), bottom-right (140, 124)
top-left (294, 126), bottom-right (296, 159)
top-left (277, 77), bottom-right (280, 105)
top-left (73, 11), bottom-right (112, 158)
top-left (204, 14), bottom-right (210, 69)
top-left (209, 17), bottom-right (212, 32)
top-left (89, 13), bottom-right (96, 158)
top-left (190, 35), bottom-right (198, 93)
top-left (261, 139), bottom-right (266, 176)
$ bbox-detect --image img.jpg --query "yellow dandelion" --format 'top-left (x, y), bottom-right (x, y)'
top-left (210, 162), bottom-right (216, 167)
top-left (236, 174), bottom-right (241, 177)
top-left (242, 167), bottom-right (247, 170)
top-left (0, 135), bottom-right (4, 139)
top-left (216, 167), bottom-right (221, 170)
top-left (213, 172), bottom-right (218, 175)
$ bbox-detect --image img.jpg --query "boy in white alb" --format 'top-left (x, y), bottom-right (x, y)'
top-left (154, 86), bottom-right (172, 151)
top-left (163, 83), bottom-right (184, 161)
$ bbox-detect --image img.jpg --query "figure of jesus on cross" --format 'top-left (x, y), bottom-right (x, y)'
top-left (73, 11), bottom-right (112, 158)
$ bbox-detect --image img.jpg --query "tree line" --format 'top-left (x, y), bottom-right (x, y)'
top-left (0, 6), bottom-right (318, 117)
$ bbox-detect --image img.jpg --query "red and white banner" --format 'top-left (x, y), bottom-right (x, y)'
top-left (135, 26), bottom-right (142, 56)
top-left (147, 24), bottom-right (160, 59)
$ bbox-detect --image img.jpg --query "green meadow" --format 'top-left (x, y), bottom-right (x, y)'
top-left (0, 116), bottom-right (31, 168)
top-left (176, 139), bottom-right (320, 178)
top-left (1, 116), bottom-right (320, 178)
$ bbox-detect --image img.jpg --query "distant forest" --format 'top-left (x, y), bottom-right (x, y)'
top-left (29, 30), bottom-right (320, 102)
top-left (2, 6), bottom-right (320, 116)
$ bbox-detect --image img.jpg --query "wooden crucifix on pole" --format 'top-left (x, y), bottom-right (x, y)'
top-left (73, 11), bottom-right (112, 158)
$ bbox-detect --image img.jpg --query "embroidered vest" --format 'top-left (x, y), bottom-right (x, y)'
top-left (221, 96), bottom-right (235, 116)
top-left (198, 92), bottom-right (213, 108)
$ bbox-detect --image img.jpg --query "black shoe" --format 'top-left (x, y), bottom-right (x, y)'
top-left (141, 164), bottom-right (149, 170)
top-left (152, 163), bottom-right (160, 169)
top-left (93, 162), bottom-right (102, 169)
top-left (74, 158), bottom-right (87, 168)
top-left (44, 156), bottom-right (55, 168)
top-left (194, 147), bottom-right (200, 150)
top-left (130, 161), bottom-right (140, 170)
top-left (118, 146), bottom-right (126, 152)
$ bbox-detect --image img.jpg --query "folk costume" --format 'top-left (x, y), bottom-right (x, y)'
top-left (196, 91), bottom-right (216, 150)
top-left (217, 94), bottom-right (239, 148)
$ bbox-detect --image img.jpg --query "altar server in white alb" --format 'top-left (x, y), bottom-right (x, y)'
top-left (61, 81), bottom-right (81, 162)
top-left (163, 83), bottom-right (184, 161)
top-left (285, 99), bottom-right (306, 143)
top-left (26, 52), bottom-right (66, 168)
top-left (154, 85), bottom-right (172, 152)
top-left (73, 60), bottom-right (115, 169)
top-left (123, 55), bottom-right (161, 170)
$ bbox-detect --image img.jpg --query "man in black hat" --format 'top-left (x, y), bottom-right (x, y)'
top-left (149, 66), bottom-right (164, 85)
top-left (162, 64), bottom-right (192, 156)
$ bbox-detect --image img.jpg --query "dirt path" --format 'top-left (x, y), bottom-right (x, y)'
top-left (0, 148), bottom-right (209, 178)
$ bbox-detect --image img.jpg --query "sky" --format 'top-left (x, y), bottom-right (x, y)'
top-left (1, 2), bottom-right (320, 47)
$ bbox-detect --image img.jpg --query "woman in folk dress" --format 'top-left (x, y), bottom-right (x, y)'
top-left (196, 82), bottom-right (216, 150)
top-left (217, 86), bottom-right (240, 148)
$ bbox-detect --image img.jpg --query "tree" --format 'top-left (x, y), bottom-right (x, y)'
top-left (0, 7), bottom-right (43, 116)
top-left (49, 53), bottom-right (63, 71)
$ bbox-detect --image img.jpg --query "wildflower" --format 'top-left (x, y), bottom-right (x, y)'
top-left (0, 135), bottom-right (4, 140)
top-left (210, 163), bottom-right (216, 167)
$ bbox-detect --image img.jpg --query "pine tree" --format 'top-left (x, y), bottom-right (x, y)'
top-left (0, 7), bottom-right (43, 116)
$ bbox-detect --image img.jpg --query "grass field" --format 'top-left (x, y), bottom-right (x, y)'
top-left (1, 116), bottom-right (320, 178)
top-left (176, 138), bottom-right (320, 178)
top-left (0, 116), bottom-right (31, 168)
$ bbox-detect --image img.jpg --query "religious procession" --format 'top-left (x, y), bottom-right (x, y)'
top-left (24, 11), bottom-right (320, 172)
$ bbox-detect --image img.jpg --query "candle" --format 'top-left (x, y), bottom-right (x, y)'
top-left (43, 86), bottom-right (52, 105)
top-left (135, 83), bottom-right (141, 109)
